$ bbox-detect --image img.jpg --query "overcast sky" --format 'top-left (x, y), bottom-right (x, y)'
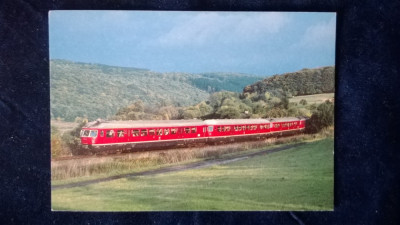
top-left (49, 11), bottom-right (336, 76)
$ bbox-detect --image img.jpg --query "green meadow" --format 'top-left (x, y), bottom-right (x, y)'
top-left (290, 93), bottom-right (334, 105)
top-left (52, 138), bottom-right (333, 211)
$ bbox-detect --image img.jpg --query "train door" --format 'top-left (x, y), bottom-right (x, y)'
top-left (207, 126), bottom-right (213, 137)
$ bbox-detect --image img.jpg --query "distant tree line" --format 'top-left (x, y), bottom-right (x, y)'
top-left (243, 66), bottom-right (334, 98)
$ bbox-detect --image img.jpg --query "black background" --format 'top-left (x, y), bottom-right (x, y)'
top-left (1, 0), bottom-right (399, 224)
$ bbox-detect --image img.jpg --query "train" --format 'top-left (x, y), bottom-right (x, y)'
top-left (80, 117), bottom-right (307, 153)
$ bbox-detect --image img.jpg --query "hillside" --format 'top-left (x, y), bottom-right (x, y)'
top-left (243, 66), bottom-right (335, 97)
top-left (50, 60), bottom-right (260, 121)
top-left (110, 65), bottom-right (335, 121)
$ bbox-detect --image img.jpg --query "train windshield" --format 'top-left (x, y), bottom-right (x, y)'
top-left (81, 130), bottom-right (90, 137)
top-left (89, 130), bottom-right (98, 137)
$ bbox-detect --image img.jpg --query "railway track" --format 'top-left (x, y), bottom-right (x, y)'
top-left (51, 134), bottom-right (306, 162)
top-left (51, 142), bottom-right (305, 190)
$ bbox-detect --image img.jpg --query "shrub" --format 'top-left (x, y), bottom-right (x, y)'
top-left (299, 99), bottom-right (308, 105)
top-left (62, 118), bottom-right (88, 155)
top-left (306, 101), bottom-right (334, 133)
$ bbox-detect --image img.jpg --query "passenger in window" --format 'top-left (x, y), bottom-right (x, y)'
top-left (107, 130), bottom-right (114, 137)
top-left (118, 130), bottom-right (124, 137)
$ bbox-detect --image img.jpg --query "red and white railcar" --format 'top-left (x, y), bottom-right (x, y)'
top-left (80, 117), bottom-right (307, 152)
top-left (80, 120), bottom-right (207, 151)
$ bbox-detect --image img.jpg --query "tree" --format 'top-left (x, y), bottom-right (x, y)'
top-left (299, 99), bottom-right (308, 105)
top-left (62, 119), bottom-right (88, 155)
top-left (216, 106), bottom-right (241, 119)
top-left (306, 101), bottom-right (334, 133)
top-left (281, 95), bottom-right (289, 109)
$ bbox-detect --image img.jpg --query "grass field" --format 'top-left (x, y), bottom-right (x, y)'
top-left (52, 138), bottom-right (333, 211)
top-left (51, 120), bottom-right (78, 134)
top-left (290, 93), bottom-right (334, 105)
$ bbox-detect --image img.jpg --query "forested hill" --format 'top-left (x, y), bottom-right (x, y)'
top-left (50, 60), bottom-right (260, 121)
top-left (243, 66), bottom-right (335, 97)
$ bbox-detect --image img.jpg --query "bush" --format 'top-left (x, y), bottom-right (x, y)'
top-left (51, 126), bottom-right (70, 157)
top-left (299, 99), bottom-right (308, 105)
top-left (306, 101), bottom-right (334, 133)
top-left (62, 119), bottom-right (88, 155)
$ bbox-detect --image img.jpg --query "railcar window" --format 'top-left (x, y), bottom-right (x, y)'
top-left (185, 128), bottom-right (190, 134)
top-left (208, 126), bottom-right (213, 132)
top-left (106, 130), bottom-right (114, 137)
top-left (203, 127), bottom-right (206, 133)
top-left (171, 128), bottom-right (177, 134)
top-left (266, 124), bottom-right (270, 129)
top-left (157, 129), bottom-right (162, 135)
top-left (191, 128), bottom-right (197, 133)
top-left (82, 130), bottom-right (90, 137)
top-left (90, 130), bottom-right (98, 137)
top-left (141, 129), bottom-right (147, 136)
top-left (217, 126), bottom-right (221, 132)
top-left (164, 129), bottom-right (169, 135)
top-left (100, 130), bottom-right (104, 137)
top-left (149, 129), bottom-right (155, 135)
top-left (117, 130), bottom-right (124, 137)
top-left (132, 130), bottom-right (139, 136)
top-left (225, 126), bottom-right (230, 132)
top-left (238, 126), bottom-right (242, 131)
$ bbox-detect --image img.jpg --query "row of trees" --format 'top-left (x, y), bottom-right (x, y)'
top-left (55, 92), bottom-right (333, 156)
top-left (243, 66), bottom-right (335, 98)
top-left (113, 90), bottom-right (332, 126)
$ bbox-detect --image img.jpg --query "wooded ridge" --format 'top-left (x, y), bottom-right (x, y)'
top-left (50, 60), bottom-right (261, 121)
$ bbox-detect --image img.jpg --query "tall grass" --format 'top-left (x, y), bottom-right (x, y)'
top-left (52, 128), bottom-right (333, 181)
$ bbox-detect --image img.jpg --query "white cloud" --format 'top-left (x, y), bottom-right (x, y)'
top-left (157, 12), bottom-right (290, 47)
top-left (299, 16), bottom-right (336, 48)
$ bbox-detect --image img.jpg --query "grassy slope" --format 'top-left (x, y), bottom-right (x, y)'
top-left (52, 138), bottom-right (333, 211)
top-left (290, 93), bottom-right (335, 105)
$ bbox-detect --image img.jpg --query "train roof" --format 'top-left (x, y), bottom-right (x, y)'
top-left (83, 117), bottom-right (307, 129)
top-left (84, 120), bottom-right (206, 129)
top-left (204, 119), bottom-right (270, 125)
top-left (268, 117), bottom-right (307, 122)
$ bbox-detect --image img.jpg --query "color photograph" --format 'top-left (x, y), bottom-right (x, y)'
top-left (50, 11), bottom-right (336, 211)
